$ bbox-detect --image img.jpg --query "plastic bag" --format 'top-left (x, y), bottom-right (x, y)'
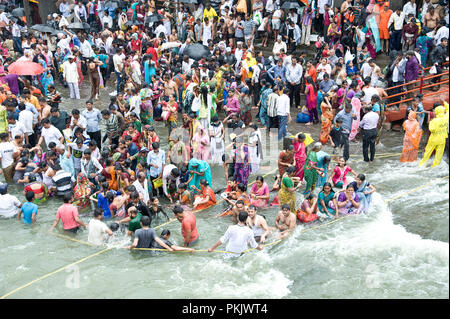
top-left (344, 50), bottom-right (354, 64)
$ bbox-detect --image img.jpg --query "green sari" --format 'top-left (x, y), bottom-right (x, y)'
top-left (303, 151), bottom-right (318, 194)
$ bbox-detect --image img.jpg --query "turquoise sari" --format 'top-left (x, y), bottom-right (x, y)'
top-left (188, 158), bottom-right (212, 194)
top-left (318, 191), bottom-right (336, 215)
top-left (316, 150), bottom-right (330, 187)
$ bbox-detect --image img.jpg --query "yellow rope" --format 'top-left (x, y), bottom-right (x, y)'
top-left (0, 247), bottom-right (112, 299)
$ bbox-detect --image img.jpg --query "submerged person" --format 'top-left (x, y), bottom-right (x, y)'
top-left (246, 205), bottom-right (271, 243)
top-left (22, 173), bottom-right (48, 204)
top-left (49, 193), bottom-right (88, 233)
top-left (152, 229), bottom-right (195, 252)
top-left (317, 182), bottom-right (338, 219)
top-left (348, 174), bottom-right (376, 214)
top-left (17, 191), bottom-right (38, 224)
top-left (208, 211), bottom-right (263, 258)
top-left (187, 158), bottom-right (212, 195)
top-left (0, 183), bottom-right (22, 218)
top-left (88, 208), bottom-right (113, 246)
top-left (192, 179), bottom-right (216, 211)
top-left (275, 204), bottom-right (297, 239)
top-left (127, 216), bottom-right (173, 251)
top-left (173, 205), bottom-right (199, 247)
top-left (297, 194), bottom-right (319, 224)
top-left (249, 176), bottom-right (270, 208)
top-left (334, 185), bottom-right (362, 215)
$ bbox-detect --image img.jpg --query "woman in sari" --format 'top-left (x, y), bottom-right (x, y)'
top-left (102, 158), bottom-right (118, 191)
top-left (278, 165), bottom-right (301, 213)
top-left (192, 126), bottom-right (211, 161)
top-left (400, 111), bottom-right (423, 162)
top-left (73, 173), bottom-right (92, 211)
top-left (316, 151), bottom-right (331, 188)
top-left (305, 76), bottom-right (319, 125)
top-left (209, 115), bottom-right (225, 164)
top-left (233, 139), bottom-right (252, 187)
top-left (317, 182), bottom-right (338, 218)
top-left (293, 133), bottom-right (307, 179)
top-left (192, 179), bottom-right (217, 211)
top-left (139, 86), bottom-right (153, 126)
top-left (249, 176), bottom-right (270, 208)
top-left (187, 158), bottom-right (212, 195)
top-left (348, 174), bottom-right (376, 214)
top-left (334, 185), bottom-right (362, 215)
top-left (349, 94), bottom-right (362, 141)
top-left (416, 30), bottom-right (434, 66)
top-left (327, 21), bottom-right (341, 47)
top-left (319, 94), bottom-right (334, 145)
top-left (303, 143), bottom-right (325, 196)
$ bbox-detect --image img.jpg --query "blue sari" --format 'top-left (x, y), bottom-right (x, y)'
top-left (188, 158), bottom-right (212, 194)
top-left (416, 35), bottom-right (433, 66)
top-left (316, 150), bottom-right (330, 187)
top-left (144, 60), bottom-right (156, 85)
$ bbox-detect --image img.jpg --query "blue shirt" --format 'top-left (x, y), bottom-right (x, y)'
top-left (21, 202), bottom-right (38, 224)
top-left (372, 103), bottom-right (381, 113)
top-left (268, 64), bottom-right (286, 82)
top-left (81, 108), bottom-right (102, 132)
top-left (334, 109), bottom-right (356, 133)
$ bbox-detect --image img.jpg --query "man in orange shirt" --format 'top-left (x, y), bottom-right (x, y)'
top-left (173, 205), bottom-right (199, 247)
top-left (379, 3), bottom-right (393, 53)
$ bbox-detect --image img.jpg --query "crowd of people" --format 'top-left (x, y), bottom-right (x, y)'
top-left (0, 0), bottom-right (448, 256)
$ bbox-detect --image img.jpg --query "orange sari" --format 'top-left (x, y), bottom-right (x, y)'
top-left (400, 112), bottom-right (423, 162)
top-left (319, 102), bottom-right (334, 145)
top-left (194, 186), bottom-right (217, 210)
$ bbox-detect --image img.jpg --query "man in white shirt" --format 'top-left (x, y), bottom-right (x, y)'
top-left (132, 172), bottom-right (150, 205)
top-left (63, 56), bottom-right (80, 99)
top-left (74, 1), bottom-right (88, 22)
top-left (434, 21), bottom-right (449, 46)
top-left (285, 56), bottom-right (303, 109)
top-left (388, 7), bottom-right (405, 51)
top-left (316, 58), bottom-right (331, 81)
top-left (38, 119), bottom-right (64, 149)
top-left (272, 35), bottom-right (287, 59)
top-left (0, 133), bottom-right (18, 183)
top-left (101, 10), bottom-right (113, 29)
top-left (7, 115), bottom-right (28, 145)
top-left (113, 47), bottom-right (124, 93)
top-left (277, 87), bottom-right (291, 141)
top-left (59, 0), bottom-right (71, 17)
top-left (11, 21), bottom-right (23, 55)
top-left (18, 103), bottom-right (35, 146)
top-left (88, 208), bottom-right (113, 245)
top-left (403, 0), bottom-right (417, 23)
top-left (360, 59), bottom-right (373, 79)
top-left (208, 211), bottom-right (263, 258)
top-left (0, 183), bottom-right (22, 218)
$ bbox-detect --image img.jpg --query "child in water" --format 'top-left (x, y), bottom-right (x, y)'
top-left (153, 229), bottom-right (195, 252)
top-left (328, 157), bottom-right (357, 188)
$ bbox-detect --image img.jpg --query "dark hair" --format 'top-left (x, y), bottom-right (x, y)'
top-left (173, 205), bottom-right (184, 215)
top-left (357, 173), bottom-right (366, 181)
top-left (130, 191), bottom-right (140, 200)
top-left (286, 166), bottom-right (296, 175)
top-left (281, 204), bottom-right (291, 210)
top-left (160, 229), bottom-right (171, 237)
top-left (141, 216), bottom-right (151, 226)
top-left (255, 176), bottom-right (264, 183)
top-left (63, 192), bottom-right (73, 203)
top-left (238, 211), bottom-right (248, 223)
top-left (94, 207), bottom-right (103, 217)
top-left (322, 182), bottom-right (334, 193)
top-left (237, 183), bottom-right (247, 192)
top-left (25, 191), bottom-right (35, 202)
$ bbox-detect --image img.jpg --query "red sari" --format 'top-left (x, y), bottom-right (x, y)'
top-left (293, 140), bottom-right (306, 179)
top-left (194, 186), bottom-right (217, 210)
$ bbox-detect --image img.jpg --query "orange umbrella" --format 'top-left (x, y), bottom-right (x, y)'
top-left (7, 61), bottom-right (44, 76)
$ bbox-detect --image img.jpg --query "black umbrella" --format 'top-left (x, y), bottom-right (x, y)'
top-left (145, 14), bottom-right (164, 24)
top-left (11, 7), bottom-right (25, 17)
top-left (104, 1), bottom-right (120, 9)
top-left (178, 0), bottom-right (199, 4)
top-left (125, 20), bottom-right (143, 26)
top-left (280, 1), bottom-right (302, 10)
top-left (184, 43), bottom-right (210, 61)
top-left (68, 22), bottom-right (90, 30)
top-left (30, 24), bottom-right (56, 33)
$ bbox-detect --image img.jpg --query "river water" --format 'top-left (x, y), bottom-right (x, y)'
top-left (0, 75), bottom-right (448, 299)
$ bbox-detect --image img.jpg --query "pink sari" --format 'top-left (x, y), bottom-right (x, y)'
top-left (349, 97), bottom-right (361, 141)
top-left (293, 140), bottom-right (306, 179)
top-left (249, 182), bottom-right (270, 208)
top-left (192, 127), bottom-right (211, 161)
